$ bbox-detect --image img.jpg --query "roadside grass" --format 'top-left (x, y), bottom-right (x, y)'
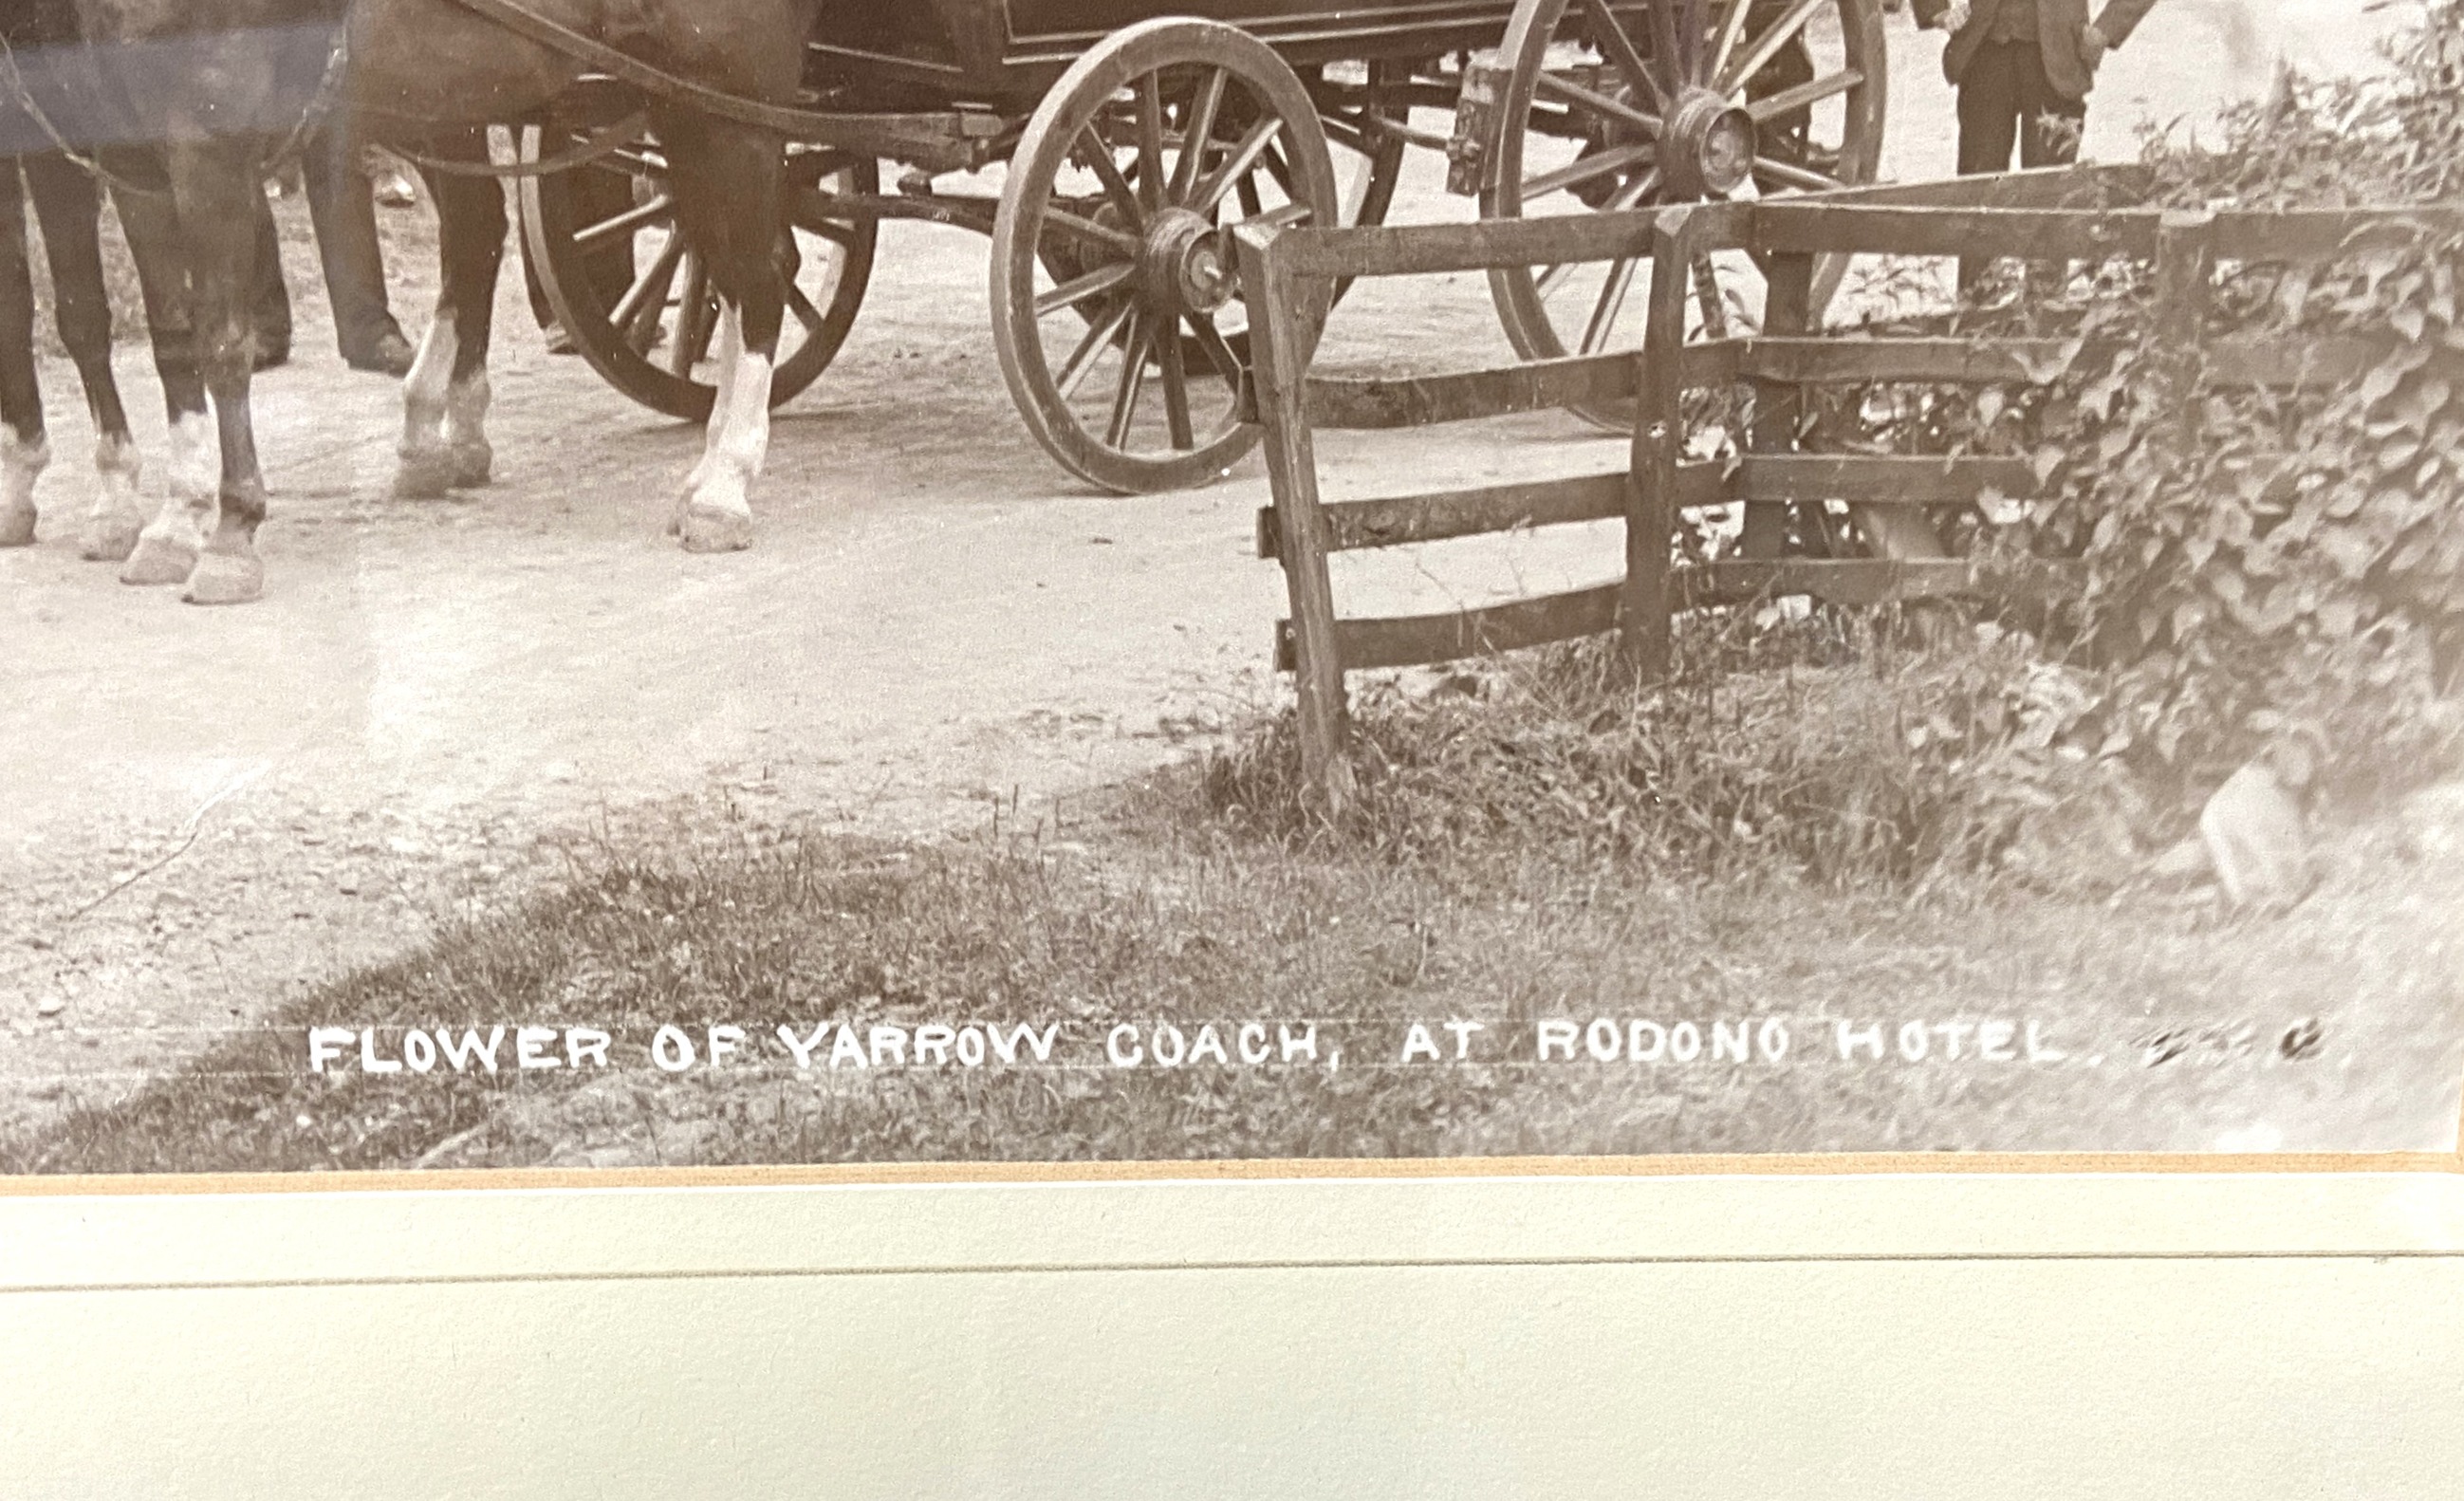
top-left (11, 625), bottom-right (2459, 1174)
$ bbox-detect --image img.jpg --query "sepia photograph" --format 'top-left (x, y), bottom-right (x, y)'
top-left (2, 0), bottom-right (2459, 1176)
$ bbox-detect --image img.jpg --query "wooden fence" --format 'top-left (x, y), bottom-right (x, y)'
top-left (1231, 165), bottom-right (2464, 810)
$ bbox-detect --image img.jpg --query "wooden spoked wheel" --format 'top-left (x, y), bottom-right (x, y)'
top-left (991, 19), bottom-right (1341, 495)
top-left (520, 133), bottom-right (879, 422)
top-left (1484, 0), bottom-right (1886, 427)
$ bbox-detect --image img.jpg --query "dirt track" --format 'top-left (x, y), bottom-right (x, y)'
top-left (0, 1), bottom-right (2398, 1130)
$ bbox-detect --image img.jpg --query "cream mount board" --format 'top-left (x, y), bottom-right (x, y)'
top-left (5, 1172), bottom-right (2462, 1499)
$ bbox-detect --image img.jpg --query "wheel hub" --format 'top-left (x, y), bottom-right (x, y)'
top-left (1663, 88), bottom-right (1758, 199)
top-left (1142, 208), bottom-right (1235, 315)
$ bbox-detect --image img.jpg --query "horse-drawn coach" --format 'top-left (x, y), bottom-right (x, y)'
top-left (512, 0), bottom-right (1887, 491)
top-left (3, 0), bottom-right (1887, 603)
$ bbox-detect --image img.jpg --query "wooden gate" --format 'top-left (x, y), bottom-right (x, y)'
top-left (1234, 167), bottom-right (2464, 811)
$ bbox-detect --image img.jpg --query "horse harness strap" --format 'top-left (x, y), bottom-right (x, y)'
top-left (434, 0), bottom-right (822, 136)
top-left (382, 112), bottom-right (649, 179)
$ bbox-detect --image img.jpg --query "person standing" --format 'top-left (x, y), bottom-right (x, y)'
top-left (250, 115), bottom-right (417, 375)
top-left (1913, 0), bottom-right (2158, 287)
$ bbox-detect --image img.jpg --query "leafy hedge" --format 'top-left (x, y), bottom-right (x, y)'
top-left (1841, 4), bottom-right (2464, 809)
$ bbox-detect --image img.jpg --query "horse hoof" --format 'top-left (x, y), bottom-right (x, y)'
top-left (0, 504), bottom-right (33, 548)
top-left (677, 504), bottom-right (753, 554)
top-left (394, 447), bottom-right (455, 500)
top-left (120, 533), bottom-right (198, 586)
top-left (449, 442), bottom-right (492, 490)
top-left (180, 548), bottom-right (265, 606)
top-left (80, 512), bottom-right (144, 564)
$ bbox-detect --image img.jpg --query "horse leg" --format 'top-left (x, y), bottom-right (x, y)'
top-left (669, 298), bottom-right (740, 529)
top-left (658, 113), bottom-right (782, 554)
top-left (0, 162), bottom-right (47, 548)
top-left (107, 151), bottom-right (221, 588)
top-left (23, 153), bottom-right (145, 563)
top-left (160, 139), bottom-right (272, 605)
top-left (396, 136), bottom-right (499, 498)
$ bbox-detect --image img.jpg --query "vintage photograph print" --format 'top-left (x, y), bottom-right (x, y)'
top-left (3, 0), bottom-right (2458, 1176)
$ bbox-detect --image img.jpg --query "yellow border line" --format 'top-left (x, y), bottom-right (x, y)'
top-left (6, 1148), bottom-right (2460, 1196)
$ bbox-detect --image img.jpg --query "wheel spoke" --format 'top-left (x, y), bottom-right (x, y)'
top-left (1186, 314), bottom-right (1244, 390)
top-left (1582, 256), bottom-right (1640, 353)
top-left (1533, 169), bottom-right (1662, 298)
top-left (1532, 71), bottom-right (1663, 139)
top-left (1170, 67), bottom-right (1229, 202)
top-left (1648, 0), bottom-right (1686, 98)
top-left (804, 220), bottom-right (861, 250)
top-left (1752, 156), bottom-right (1847, 192)
top-left (1059, 298), bottom-right (1136, 400)
top-left (1036, 262), bottom-right (1138, 319)
top-left (1746, 68), bottom-right (1864, 123)
top-left (668, 252), bottom-right (709, 377)
top-left (1075, 132), bottom-right (1146, 227)
top-left (1707, 0), bottom-right (1755, 88)
top-left (610, 232), bottom-right (687, 345)
top-left (574, 193), bottom-right (675, 251)
top-left (1260, 142), bottom-right (1295, 198)
top-left (786, 281), bottom-right (825, 330)
top-left (1680, 0), bottom-right (1708, 83)
top-left (1159, 323), bottom-right (1195, 450)
top-left (1579, 0), bottom-right (1666, 112)
top-left (1193, 116), bottom-right (1286, 216)
top-left (1521, 140), bottom-right (1656, 202)
top-left (1105, 312), bottom-right (1156, 448)
top-left (1039, 206), bottom-right (1140, 256)
top-left (1720, 0), bottom-right (1829, 98)
top-left (1136, 74), bottom-right (1167, 212)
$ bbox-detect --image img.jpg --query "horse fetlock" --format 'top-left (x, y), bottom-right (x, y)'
top-left (79, 458), bottom-right (147, 562)
top-left (677, 455), bottom-right (757, 552)
top-left (165, 414), bottom-right (216, 504)
top-left (92, 433), bottom-right (142, 482)
top-left (3, 431), bottom-right (51, 545)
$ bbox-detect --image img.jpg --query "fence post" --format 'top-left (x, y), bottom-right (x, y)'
top-left (2154, 208), bottom-right (2216, 455)
top-left (1623, 212), bottom-right (1689, 680)
top-left (1740, 247), bottom-right (1812, 559)
top-left (1232, 221), bottom-right (1354, 818)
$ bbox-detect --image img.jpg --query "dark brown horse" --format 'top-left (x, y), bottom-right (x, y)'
top-left (74, 0), bottom-right (818, 603)
top-left (1, 0), bottom-right (214, 565)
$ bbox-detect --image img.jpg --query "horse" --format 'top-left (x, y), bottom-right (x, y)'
top-left (75, 0), bottom-right (819, 605)
top-left (0, 2), bottom-right (214, 567)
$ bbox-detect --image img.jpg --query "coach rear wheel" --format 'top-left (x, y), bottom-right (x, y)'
top-left (1484, 0), bottom-right (1886, 427)
top-left (520, 132), bottom-right (879, 422)
top-left (991, 19), bottom-right (1342, 495)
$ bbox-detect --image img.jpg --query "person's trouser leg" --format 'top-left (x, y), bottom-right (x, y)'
top-left (303, 116), bottom-right (408, 365)
top-left (2015, 54), bottom-right (2086, 169)
top-left (2014, 46), bottom-right (2086, 295)
top-left (1954, 42), bottom-right (2023, 295)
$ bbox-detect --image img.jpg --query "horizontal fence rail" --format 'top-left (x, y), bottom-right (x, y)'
top-left (1232, 168), bottom-right (2464, 809)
